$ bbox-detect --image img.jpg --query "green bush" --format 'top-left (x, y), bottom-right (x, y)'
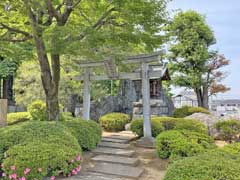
top-left (215, 120), bottom-right (240, 142)
top-left (27, 100), bottom-right (47, 121)
top-left (99, 113), bottom-right (130, 132)
top-left (2, 142), bottom-right (82, 180)
top-left (0, 121), bottom-right (82, 179)
top-left (152, 117), bottom-right (208, 134)
top-left (163, 151), bottom-right (240, 180)
top-left (156, 130), bottom-right (215, 159)
top-left (62, 119), bottom-right (102, 151)
top-left (130, 118), bottom-right (164, 137)
top-left (0, 121), bottom-right (81, 162)
top-left (173, 106), bottom-right (210, 118)
top-left (222, 142), bottom-right (240, 154)
top-left (7, 112), bottom-right (31, 125)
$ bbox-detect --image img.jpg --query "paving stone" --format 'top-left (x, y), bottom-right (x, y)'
top-left (99, 142), bottom-right (130, 149)
top-left (89, 163), bottom-right (144, 179)
top-left (93, 147), bottom-right (135, 157)
top-left (106, 135), bottom-right (136, 141)
top-left (102, 137), bottom-right (129, 144)
top-left (59, 172), bottom-right (130, 180)
top-left (92, 155), bottom-right (139, 166)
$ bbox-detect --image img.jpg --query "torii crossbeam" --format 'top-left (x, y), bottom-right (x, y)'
top-left (75, 50), bottom-right (166, 145)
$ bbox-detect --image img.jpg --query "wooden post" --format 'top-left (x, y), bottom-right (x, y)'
top-left (83, 68), bottom-right (91, 120)
top-left (141, 62), bottom-right (153, 138)
top-left (0, 99), bottom-right (7, 127)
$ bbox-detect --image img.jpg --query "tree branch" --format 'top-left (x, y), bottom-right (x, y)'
top-left (0, 23), bottom-right (31, 37)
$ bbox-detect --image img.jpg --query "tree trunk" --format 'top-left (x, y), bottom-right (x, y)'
top-left (195, 87), bottom-right (209, 109)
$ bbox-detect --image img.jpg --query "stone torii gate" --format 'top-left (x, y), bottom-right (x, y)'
top-left (75, 51), bottom-right (165, 145)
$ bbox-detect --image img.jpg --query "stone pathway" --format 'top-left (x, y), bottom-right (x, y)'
top-left (69, 131), bottom-right (144, 180)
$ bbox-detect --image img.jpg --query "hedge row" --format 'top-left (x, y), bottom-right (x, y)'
top-left (130, 117), bottom-right (208, 137)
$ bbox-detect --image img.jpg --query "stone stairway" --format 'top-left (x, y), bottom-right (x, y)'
top-left (82, 131), bottom-right (144, 180)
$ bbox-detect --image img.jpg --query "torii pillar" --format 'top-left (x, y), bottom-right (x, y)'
top-left (82, 68), bottom-right (90, 120)
top-left (136, 63), bottom-right (155, 147)
top-left (0, 99), bottom-right (7, 127)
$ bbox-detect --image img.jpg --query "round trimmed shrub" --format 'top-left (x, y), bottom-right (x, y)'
top-left (130, 119), bottom-right (164, 137)
top-left (7, 112), bottom-right (31, 125)
top-left (0, 121), bottom-right (81, 160)
top-left (2, 142), bottom-right (82, 180)
top-left (62, 119), bottom-right (102, 151)
top-left (27, 100), bottom-right (47, 121)
top-left (99, 113), bottom-right (130, 132)
top-left (156, 130), bottom-right (215, 159)
top-left (163, 151), bottom-right (240, 180)
top-left (173, 106), bottom-right (210, 118)
top-left (152, 117), bottom-right (208, 134)
top-left (215, 120), bottom-right (240, 142)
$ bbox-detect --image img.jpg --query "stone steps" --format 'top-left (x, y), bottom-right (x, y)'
top-left (98, 142), bottom-right (131, 149)
top-left (101, 137), bottom-right (129, 144)
top-left (89, 163), bottom-right (144, 179)
top-left (93, 147), bottom-right (135, 157)
top-left (92, 155), bottom-right (139, 166)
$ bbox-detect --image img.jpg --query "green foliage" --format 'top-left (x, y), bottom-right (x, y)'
top-left (173, 106), bottom-right (210, 118)
top-left (62, 119), bottom-right (102, 151)
top-left (99, 113), bottom-right (130, 132)
top-left (215, 120), bottom-right (240, 142)
top-left (153, 116), bottom-right (208, 134)
top-left (2, 142), bottom-right (82, 180)
top-left (156, 130), bottom-right (215, 159)
top-left (0, 121), bottom-right (82, 178)
top-left (7, 112), bottom-right (31, 125)
top-left (222, 143), bottom-right (240, 154)
top-left (163, 151), bottom-right (240, 180)
top-left (27, 100), bottom-right (47, 121)
top-left (130, 119), bottom-right (164, 137)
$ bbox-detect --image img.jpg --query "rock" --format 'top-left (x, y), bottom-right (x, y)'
top-left (185, 113), bottom-right (219, 137)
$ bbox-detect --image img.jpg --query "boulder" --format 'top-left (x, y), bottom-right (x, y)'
top-left (185, 113), bottom-right (219, 137)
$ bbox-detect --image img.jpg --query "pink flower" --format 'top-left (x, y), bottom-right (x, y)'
top-left (37, 168), bottom-right (42, 172)
top-left (24, 168), bottom-right (31, 175)
top-left (2, 173), bottom-right (6, 177)
top-left (71, 159), bottom-right (74, 163)
top-left (67, 174), bottom-right (71, 177)
top-left (19, 177), bottom-right (26, 180)
top-left (10, 166), bottom-right (16, 171)
top-left (1, 164), bottom-right (4, 168)
top-left (9, 173), bottom-right (17, 179)
top-left (50, 176), bottom-right (55, 180)
top-left (76, 155), bottom-right (81, 161)
top-left (71, 169), bottom-right (77, 175)
top-left (76, 165), bottom-right (81, 172)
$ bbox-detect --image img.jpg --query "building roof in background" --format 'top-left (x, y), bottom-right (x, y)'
top-left (173, 90), bottom-right (197, 101)
top-left (212, 99), bottom-right (240, 105)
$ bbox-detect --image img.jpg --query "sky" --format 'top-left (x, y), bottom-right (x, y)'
top-left (168, 0), bottom-right (240, 99)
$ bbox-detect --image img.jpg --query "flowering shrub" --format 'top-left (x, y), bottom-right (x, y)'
top-left (62, 119), bottom-right (102, 151)
top-left (0, 121), bottom-right (82, 178)
top-left (99, 113), bottom-right (130, 132)
top-left (2, 142), bottom-right (82, 180)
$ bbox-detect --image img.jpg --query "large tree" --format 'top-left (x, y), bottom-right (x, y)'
top-left (0, 0), bottom-right (169, 120)
top-left (167, 10), bottom-right (230, 109)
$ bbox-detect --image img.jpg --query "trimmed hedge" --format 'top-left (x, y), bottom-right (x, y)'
top-left (222, 142), bottom-right (240, 154)
top-left (0, 121), bottom-right (82, 179)
top-left (173, 106), bottom-right (210, 118)
top-left (215, 120), bottom-right (240, 142)
top-left (27, 100), bottom-right (47, 121)
top-left (62, 119), bottom-right (102, 151)
top-left (130, 119), bottom-right (164, 137)
top-left (7, 112), bottom-right (31, 125)
top-left (2, 142), bottom-right (82, 180)
top-left (99, 113), bottom-right (130, 132)
top-left (153, 117), bottom-right (208, 134)
top-left (163, 151), bottom-right (240, 180)
top-left (156, 130), bottom-right (215, 159)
